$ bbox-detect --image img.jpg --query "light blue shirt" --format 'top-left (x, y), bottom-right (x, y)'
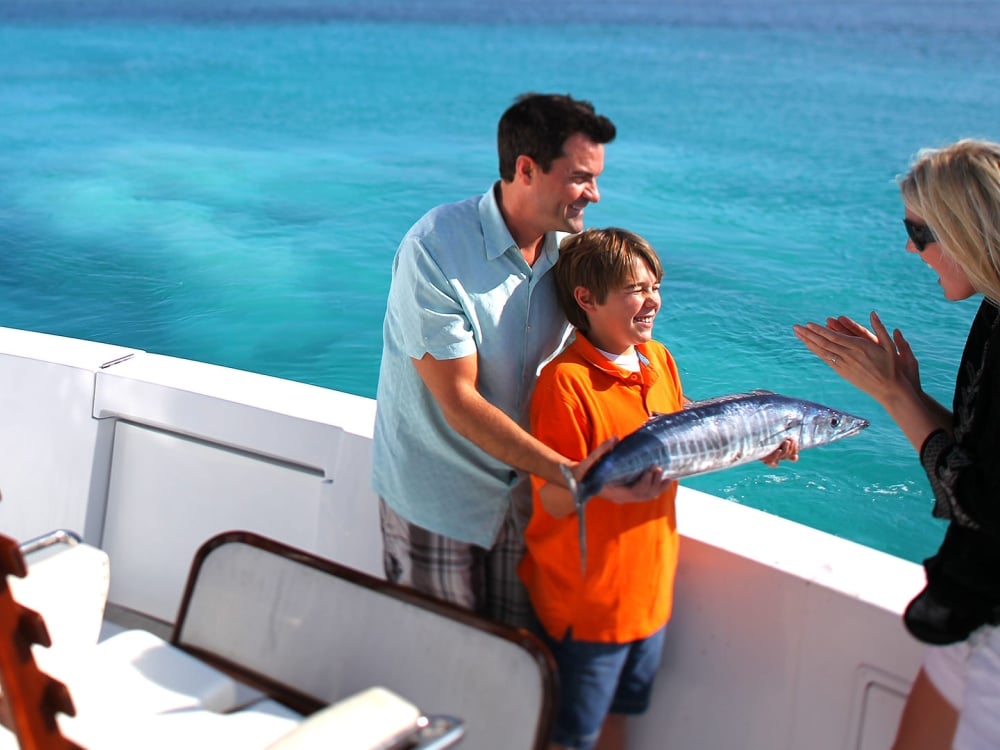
top-left (372, 183), bottom-right (571, 547)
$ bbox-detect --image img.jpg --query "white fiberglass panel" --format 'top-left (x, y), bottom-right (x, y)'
top-left (0, 327), bottom-right (136, 544)
top-left (626, 486), bottom-right (926, 750)
top-left (102, 422), bottom-right (325, 622)
top-left (92, 351), bottom-right (384, 588)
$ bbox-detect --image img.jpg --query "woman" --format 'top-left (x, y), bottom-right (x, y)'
top-left (793, 139), bottom-right (1000, 750)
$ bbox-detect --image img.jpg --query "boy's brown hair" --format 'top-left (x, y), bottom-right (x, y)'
top-left (554, 228), bottom-right (663, 332)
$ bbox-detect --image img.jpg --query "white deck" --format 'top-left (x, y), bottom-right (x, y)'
top-left (0, 326), bottom-right (927, 749)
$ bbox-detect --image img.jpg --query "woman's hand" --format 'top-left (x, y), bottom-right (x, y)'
top-left (824, 313), bottom-right (922, 392)
top-left (792, 311), bottom-right (918, 407)
top-left (793, 311), bottom-right (951, 452)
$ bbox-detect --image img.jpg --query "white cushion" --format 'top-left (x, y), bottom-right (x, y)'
top-left (61, 698), bottom-right (303, 750)
top-left (9, 542), bottom-right (110, 653)
top-left (49, 629), bottom-right (262, 721)
top-left (0, 726), bottom-right (19, 750)
top-left (267, 687), bottom-right (420, 750)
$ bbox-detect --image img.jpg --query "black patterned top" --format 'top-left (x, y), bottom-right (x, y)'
top-left (906, 298), bottom-right (1000, 644)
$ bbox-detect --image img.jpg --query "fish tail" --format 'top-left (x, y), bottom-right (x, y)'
top-left (560, 463), bottom-right (579, 503)
top-left (560, 464), bottom-right (588, 574)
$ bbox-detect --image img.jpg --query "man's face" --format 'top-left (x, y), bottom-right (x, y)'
top-left (531, 132), bottom-right (605, 233)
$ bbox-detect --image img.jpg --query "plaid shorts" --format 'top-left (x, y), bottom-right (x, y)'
top-left (378, 498), bottom-right (533, 629)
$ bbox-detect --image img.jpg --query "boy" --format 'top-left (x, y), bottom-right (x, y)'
top-left (519, 227), bottom-right (682, 750)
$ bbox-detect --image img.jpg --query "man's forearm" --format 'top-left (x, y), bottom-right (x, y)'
top-left (440, 395), bottom-right (570, 487)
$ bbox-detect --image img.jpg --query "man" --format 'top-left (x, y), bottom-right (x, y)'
top-left (372, 93), bottom-right (665, 628)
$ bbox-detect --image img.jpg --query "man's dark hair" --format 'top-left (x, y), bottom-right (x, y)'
top-left (497, 93), bottom-right (616, 182)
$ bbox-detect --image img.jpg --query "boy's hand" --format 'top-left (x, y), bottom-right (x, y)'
top-left (761, 438), bottom-right (798, 467)
top-left (604, 467), bottom-right (674, 504)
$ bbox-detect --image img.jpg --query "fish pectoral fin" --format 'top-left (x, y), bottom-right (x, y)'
top-left (764, 422), bottom-right (801, 449)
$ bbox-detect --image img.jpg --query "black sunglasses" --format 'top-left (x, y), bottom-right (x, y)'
top-left (903, 218), bottom-right (937, 252)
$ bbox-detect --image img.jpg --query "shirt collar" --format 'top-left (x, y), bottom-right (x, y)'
top-left (569, 333), bottom-right (659, 386)
top-left (479, 182), bottom-right (563, 264)
top-left (480, 182), bottom-right (516, 261)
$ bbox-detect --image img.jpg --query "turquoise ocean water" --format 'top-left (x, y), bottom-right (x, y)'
top-left (2, 0), bottom-right (1000, 563)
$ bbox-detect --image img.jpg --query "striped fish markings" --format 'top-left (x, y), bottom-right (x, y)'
top-left (560, 390), bottom-right (869, 571)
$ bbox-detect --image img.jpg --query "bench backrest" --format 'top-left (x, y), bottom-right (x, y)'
top-left (172, 531), bottom-right (556, 750)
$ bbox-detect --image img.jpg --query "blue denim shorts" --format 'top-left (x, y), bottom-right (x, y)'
top-left (535, 624), bottom-right (667, 750)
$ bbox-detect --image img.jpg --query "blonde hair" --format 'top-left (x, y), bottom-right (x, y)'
top-left (899, 139), bottom-right (1000, 302)
top-left (555, 228), bottom-right (663, 332)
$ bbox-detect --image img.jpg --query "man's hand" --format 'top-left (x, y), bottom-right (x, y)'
top-left (568, 438), bottom-right (674, 504)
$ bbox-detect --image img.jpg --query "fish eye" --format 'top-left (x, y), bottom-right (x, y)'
top-left (829, 417), bottom-right (840, 428)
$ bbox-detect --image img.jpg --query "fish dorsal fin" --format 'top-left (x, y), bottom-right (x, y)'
top-left (684, 390), bottom-right (777, 410)
top-left (650, 389), bottom-right (778, 417)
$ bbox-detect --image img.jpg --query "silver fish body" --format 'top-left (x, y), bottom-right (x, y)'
top-left (571, 389), bottom-right (869, 507)
top-left (562, 390), bottom-right (868, 571)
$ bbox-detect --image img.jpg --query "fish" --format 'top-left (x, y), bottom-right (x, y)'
top-left (559, 390), bottom-right (869, 571)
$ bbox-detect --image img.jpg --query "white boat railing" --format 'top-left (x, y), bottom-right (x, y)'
top-left (0, 326), bottom-right (928, 750)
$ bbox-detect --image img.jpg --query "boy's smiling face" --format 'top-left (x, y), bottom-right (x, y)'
top-left (575, 256), bottom-right (661, 356)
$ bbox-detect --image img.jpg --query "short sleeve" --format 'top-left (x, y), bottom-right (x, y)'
top-left (388, 237), bottom-right (478, 362)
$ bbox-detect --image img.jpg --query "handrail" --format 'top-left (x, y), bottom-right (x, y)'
top-left (404, 715), bottom-right (465, 749)
top-left (18, 530), bottom-right (82, 558)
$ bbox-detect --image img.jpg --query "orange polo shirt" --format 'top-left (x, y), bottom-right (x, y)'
top-left (519, 333), bottom-right (684, 643)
